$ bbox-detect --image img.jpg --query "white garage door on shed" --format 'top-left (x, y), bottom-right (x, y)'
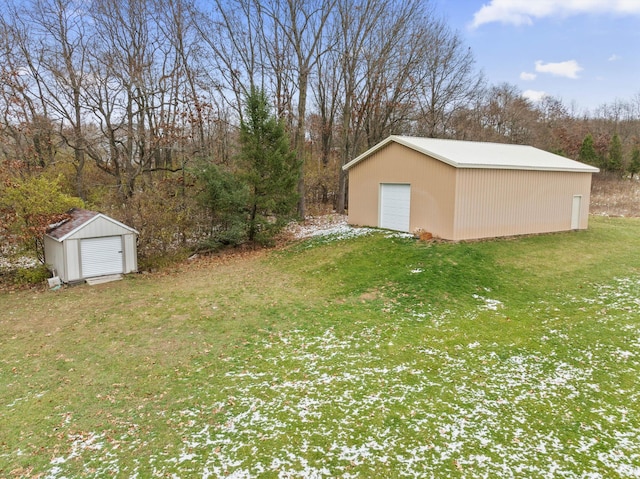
top-left (81, 236), bottom-right (124, 278)
top-left (379, 183), bottom-right (411, 232)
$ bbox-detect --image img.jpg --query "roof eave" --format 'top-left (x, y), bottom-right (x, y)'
top-left (342, 135), bottom-right (465, 170)
top-left (101, 214), bottom-right (140, 236)
top-left (456, 164), bottom-right (600, 173)
top-left (342, 135), bottom-right (600, 173)
top-left (45, 233), bottom-right (63, 243)
top-left (53, 213), bottom-right (139, 242)
top-left (342, 136), bottom-right (397, 171)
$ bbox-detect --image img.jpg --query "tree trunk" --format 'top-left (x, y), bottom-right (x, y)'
top-left (337, 85), bottom-right (352, 214)
top-left (295, 73), bottom-right (308, 218)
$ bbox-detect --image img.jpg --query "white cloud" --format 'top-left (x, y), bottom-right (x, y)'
top-left (535, 60), bottom-right (583, 79)
top-left (523, 90), bottom-right (547, 103)
top-left (608, 54), bottom-right (621, 61)
top-left (520, 72), bottom-right (537, 81)
top-left (471, 0), bottom-right (640, 28)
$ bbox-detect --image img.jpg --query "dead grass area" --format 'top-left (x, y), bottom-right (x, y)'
top-left (591, 174), bottom-right (640, 217)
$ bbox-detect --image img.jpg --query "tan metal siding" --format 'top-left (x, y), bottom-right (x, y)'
top-left (453, 169), bottom-right (593, 240)
top-left (346, 137), bottom-right (596, 241)
top-left (347, 142), bottom-right (456, 238)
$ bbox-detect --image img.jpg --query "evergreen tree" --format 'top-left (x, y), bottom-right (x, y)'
top-left (239, 88), bottom-right (300, 244)
top-left (196, 162), bottom-right (249, 250)
top-left (578, 133), bottom-right (598, 167)
top-left (608, 133), bottom-right (624, 176)
top-left (629, 146), bottom-right (640, 179)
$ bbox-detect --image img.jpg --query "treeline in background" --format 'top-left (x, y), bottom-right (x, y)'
top-left (2, 0), bottom-right (639, 274)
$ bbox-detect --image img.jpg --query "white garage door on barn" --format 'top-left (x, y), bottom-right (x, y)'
top-left (81, 236), bottom-right (124, 278)
top-left (379, 183), bottom-right (411, 232)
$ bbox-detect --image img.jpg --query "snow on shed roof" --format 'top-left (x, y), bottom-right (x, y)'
top-left (343, 136), bottom-right (600, 173)
top-left (46, 208), bottom-right (138, 242)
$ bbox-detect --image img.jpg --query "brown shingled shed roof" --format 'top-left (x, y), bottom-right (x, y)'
top-left (46, 208), bottom-right (99, 240)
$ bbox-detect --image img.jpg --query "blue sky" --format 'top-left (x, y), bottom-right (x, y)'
top-left (436, 0), bottom-right (640, 113)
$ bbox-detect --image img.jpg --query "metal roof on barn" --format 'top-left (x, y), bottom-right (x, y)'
top-left (343, 136), bottom-right (600, 173)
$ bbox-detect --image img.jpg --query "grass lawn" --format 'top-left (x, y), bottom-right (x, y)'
top-left (2, 215), bottom-right (640, 478)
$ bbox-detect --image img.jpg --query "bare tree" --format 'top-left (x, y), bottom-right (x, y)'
top-left (0, 13), bottom-right (55, 171)
top-left (88, 0), bottom-right (153, 196)
top-left (86, 0), bottom-right (198, 196)
top-left (478, 83), bottom-right (538, 144)
top-left (533, 95), bottom-right (573, 154)
top-left (412, 19), bottom-right (484, 138)
top-left (198, 0), bottom-right (337, 216)
top-left (333, 0), bottom-right (387, 213)
top-left (194, 0), bottom-right (267, 118)
top-left (262, 0), bottom-right (338, 217)
top-left (311, 40), bottom-right (341, 169)
top-left (334, 0), bottom-right (426, 213)
top-left (157, 0), bottom-right (207, 153)
top-left (12, 0), bottom-right (92, 198)
top-left (308, 25), bottom-right (342, 206)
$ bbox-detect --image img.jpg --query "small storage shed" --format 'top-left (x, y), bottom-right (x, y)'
top-left (44, 208), bottom-right (138, 283)
top-left (343, 136), bottom-right (599, 240)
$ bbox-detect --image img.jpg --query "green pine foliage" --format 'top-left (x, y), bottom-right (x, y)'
top-left (629, 146), bottom-right (640, 179)
top-left (608, 133), bottom-right (624, 176)
top-left (196, 162), bottom-right (249, 250)
top-left (578, 133), bottom-right (599, 167)
top-left (239, 88), bottom-right (300, 244)
top-left (194, 88), bottom-right (300, 250)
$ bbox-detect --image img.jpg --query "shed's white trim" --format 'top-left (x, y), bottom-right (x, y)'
top-left (47, 213), bottom-right (139, 243)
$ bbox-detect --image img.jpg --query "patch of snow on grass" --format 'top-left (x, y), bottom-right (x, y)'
top-left (286, 215), bottom-right (373, 241)
top-left (41, 275), bottom-right (640, 478)
top-left (384, 231), bottom-right (415, 239)
top-left (286, 214), bottom-right (416, 244)
top-left (472, 294), bottom-right (503, 311)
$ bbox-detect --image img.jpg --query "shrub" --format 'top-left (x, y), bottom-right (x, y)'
top-left (12, 264), bottom-right (51, 285)
top-left (101, 176), bottom-right (205, 266)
